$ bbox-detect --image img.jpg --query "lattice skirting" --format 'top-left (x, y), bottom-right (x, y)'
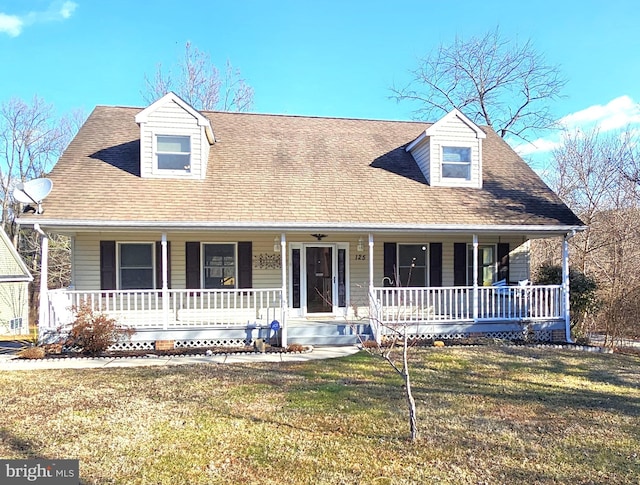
top-left (386, 329), bottom-right (554, 343)
top-left (108, 338), bottom-right (252, 351)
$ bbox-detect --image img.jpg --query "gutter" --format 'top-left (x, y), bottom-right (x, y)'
top-left (16, 218), bottom-right (587, 235)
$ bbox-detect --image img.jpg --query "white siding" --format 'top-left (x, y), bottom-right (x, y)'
top-left (0, 282), bottom-right (29, 334)
top-left (139, 100), bottom-right (207, 179)
top-left (408, 138), bottom-right (431, 183)
top-left (72, 232), bottom-right (532, 302)
top-left (510, 240), bottom-right (531, 283)
top-left (429, 114), bottom-right (482, 188)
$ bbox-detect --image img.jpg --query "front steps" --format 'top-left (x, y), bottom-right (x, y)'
top-left (286, 320), bottom-right (372, 346)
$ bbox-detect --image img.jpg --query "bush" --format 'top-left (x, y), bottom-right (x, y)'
top-left (66, 302), bottom-right (135, 355)
top-left (18, 346), bottom-right (45, 359)
top-left (286, 343), bottom-right (305, 353)
top-left (533, 264), bottom-right (600, 330)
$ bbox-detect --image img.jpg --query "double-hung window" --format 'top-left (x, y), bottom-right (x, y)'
top-left (442, 146), bottom-right (471, 180)
top-left (203, 244), bottom-right (236, 289)
top-left (119, 243), bottom-right (154, 289)
top-left (467, 244), bottom-right (496, 286)
top-left (398, 244), bottom-right (428, 287)
top-left (156, 135), bottom-right (191, 172)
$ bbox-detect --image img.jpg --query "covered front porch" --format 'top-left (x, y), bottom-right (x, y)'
top-left (35, 228), bottom-right (575, 348)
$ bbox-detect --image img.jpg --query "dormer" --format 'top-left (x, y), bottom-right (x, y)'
top-left (406, 108), bottom-right (486, 188)
top-left (135, 92), bottom-right (215, 179)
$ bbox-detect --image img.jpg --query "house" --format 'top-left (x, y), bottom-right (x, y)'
top-left (17, 93), bottom-right (585, 349)
top-left (0, 227), bottom-right (33, 336)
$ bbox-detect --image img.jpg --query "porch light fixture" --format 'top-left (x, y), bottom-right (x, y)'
top-left (274, 236), bottom-right (280, 252)
top-left (357, 237), bottom-right (364, 252)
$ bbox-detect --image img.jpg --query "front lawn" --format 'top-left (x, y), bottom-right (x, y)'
top-left (1, 346), bottom-right (638, 484)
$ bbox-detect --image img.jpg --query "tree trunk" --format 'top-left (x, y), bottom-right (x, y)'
top-left (403, 334), bottom-right (418, 442)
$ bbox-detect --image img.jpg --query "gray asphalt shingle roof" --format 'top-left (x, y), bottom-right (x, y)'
top-left (30, 105), bottom-right (583, 230)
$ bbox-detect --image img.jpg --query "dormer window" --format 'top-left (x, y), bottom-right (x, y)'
top-left (442, 146), bottom-right (471, 180)
top-left (156, 135), bottom-right (191, 173)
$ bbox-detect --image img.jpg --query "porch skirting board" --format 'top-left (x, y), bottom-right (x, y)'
top-left (77, 319), bottom-right (564, 351)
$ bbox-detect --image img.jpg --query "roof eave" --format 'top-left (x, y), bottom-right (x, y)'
top-left (16, 218), bottom-right (587, 236)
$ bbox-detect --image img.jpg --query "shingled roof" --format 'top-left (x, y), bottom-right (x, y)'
top-left (23, 105), bottom-right (583, 232)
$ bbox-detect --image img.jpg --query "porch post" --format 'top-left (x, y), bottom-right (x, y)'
top-left (472, 234), bottom-right (478, 322)
top-left (368, 233), bottom-right (374, 293)
top-left (562, 234), bottom-right (572, 342)
top-left (280, 233), bottom-right (288, 347)
top-left (368, 233), bottom-right (380, 344)
top-left (34, 224), bottom-right (49, 337)
top-left (161, 233), bottom-right (169, 330)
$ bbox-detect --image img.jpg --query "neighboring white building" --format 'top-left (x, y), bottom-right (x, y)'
top-left (0, 228), bottom-right (32, 335)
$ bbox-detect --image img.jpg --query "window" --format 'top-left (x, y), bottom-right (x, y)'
top-left (156, 135), bottom-right (191, 172)
top-left (398, 244), bottom-right (428, 287)
top-left (442, 146), bottom-right (471, 180)
top-left (119, 243), bottom-right (154, 289)
top-left (203, 244), bottom-right (236, 289)
top-left (10, 317), bottom-right (22, 331)
top-left (467, 244), bottom-right (496, 286)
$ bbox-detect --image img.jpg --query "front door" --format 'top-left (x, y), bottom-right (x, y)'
top-left (306, 246), bottom-right (333, 313)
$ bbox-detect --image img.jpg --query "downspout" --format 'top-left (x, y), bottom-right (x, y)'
top-left (562, 230), bottom-right (576, 343)
top-left (34, 223), bottom-right (49, 340)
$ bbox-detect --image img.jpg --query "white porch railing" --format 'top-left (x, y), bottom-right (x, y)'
top-left (372, 285), bottom-right (563, 324)
top-left (45, 288), bottom-right (284, 331)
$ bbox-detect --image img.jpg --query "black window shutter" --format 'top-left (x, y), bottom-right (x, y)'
top-left (100, 241), bottom-right (116, 290)
top-left (383, 243), bottom-right (397, 287)
top-left (497, 242), bottom-right (510, 283)
top-left (237, 241), bottom-right (252, 289)
top-left (185, 242), bottom-right (201, 289)
top-left (155, 241), bottom-right (171, 289)
top-left (429, 242), bottom-right (443, 287)
top-left (453, 243), bottom-right (467, 286)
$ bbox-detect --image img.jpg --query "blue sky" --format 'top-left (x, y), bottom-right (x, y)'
top-left (1, 0), bottom-right (639, 166)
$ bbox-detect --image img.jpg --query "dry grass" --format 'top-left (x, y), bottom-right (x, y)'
top-left (0, 346), bottom-right (639, 484)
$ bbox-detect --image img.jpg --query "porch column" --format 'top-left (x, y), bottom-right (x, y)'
top-left (472, 234), bottom-right (479, 322)
top-left (368, 233), bottom-right (380, 344)
top-left (368, 233), bottom-right (374, 294)
top-left (34, 224), bottom-right (49, 336)
top-left (280, 233), bottom-right (288, 347)
top-left (562, 234), bottom-right (572, 342)
top-left (161, 233), bottom-right (169, 330)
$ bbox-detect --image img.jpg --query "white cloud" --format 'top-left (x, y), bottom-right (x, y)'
top-left (513, 95), bottom-right (640, 158)
top-left (0, 1), bottom-right (77, 37)
top-left (60, 1), bottom-right (77, 19)
top-left (0, 13), bottom-right (23, 37)
top-left (515, 137), bottom-right (562, 157)
top-left (559, 95), bottom-right (640, 132)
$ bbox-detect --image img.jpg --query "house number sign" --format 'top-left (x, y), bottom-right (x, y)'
top-left (355, 254), bottom-right (366, 261)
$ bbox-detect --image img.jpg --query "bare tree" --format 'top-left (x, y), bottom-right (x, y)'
top-left (359, 314), bottom-right (419, 442)
top-left (0, 96), bottom-right (69, 238)
top-left (143, 42), bottom-right (254, 112)
top-left (536, 127), bottom-right (640, 343)
top-left (391, 28), bottom-right (566, 142)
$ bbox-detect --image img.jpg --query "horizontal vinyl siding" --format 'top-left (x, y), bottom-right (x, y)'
top-left (372, 234), bottom-right (526, 287)
top-left (429, 114), bottom-right (482, 187)
top-left (0, 282), bottom-right (29, 326)
top-left (140, 100), bottom-right (204, 179)
top-left (408, 138), bottom-right (431, 183)
top-left (71, 232), bottom-right (531, 295)
top-left (509, 240), bottom-right (530, 283)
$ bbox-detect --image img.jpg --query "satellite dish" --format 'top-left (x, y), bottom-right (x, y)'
top-left (13, 178), bottom-right (53, 214)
